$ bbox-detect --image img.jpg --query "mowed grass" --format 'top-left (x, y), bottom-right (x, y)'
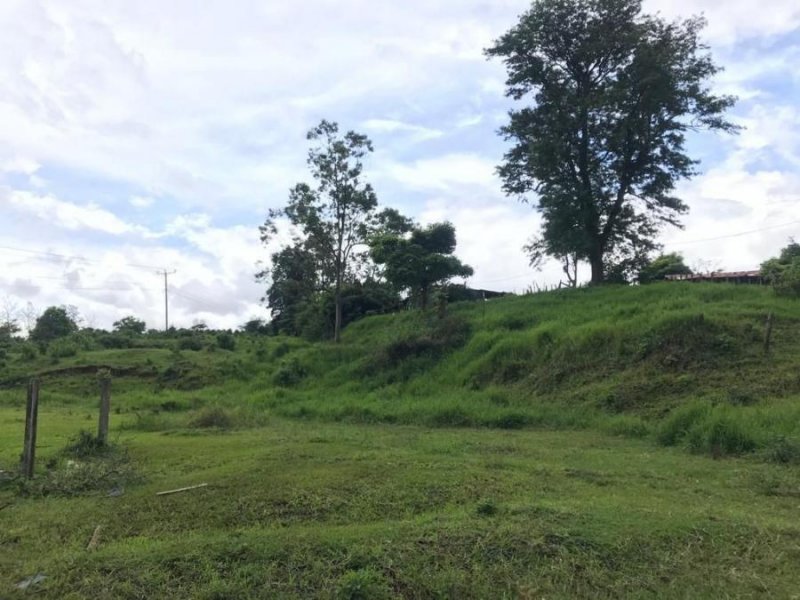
top-left (2, 406), bottom-right (800, 599)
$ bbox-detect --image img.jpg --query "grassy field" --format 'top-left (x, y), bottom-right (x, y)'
top-left (2, 283), bottom-right (800, 597)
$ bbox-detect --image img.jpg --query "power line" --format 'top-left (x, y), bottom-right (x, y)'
top-left (476, 219), bottom-right (800, 285)
top-left (0, 244), bottom-right (163, 271)
top-left (664, 219), bottom-right (800, 247)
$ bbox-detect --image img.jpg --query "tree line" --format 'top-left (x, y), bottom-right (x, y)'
top-left (258, 0), bottom-right (744, 341)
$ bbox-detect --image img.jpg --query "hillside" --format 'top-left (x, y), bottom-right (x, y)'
top-left (3, 282), bottom-right (799, 460)
top-left (2, 283), bottom-right (800, 598)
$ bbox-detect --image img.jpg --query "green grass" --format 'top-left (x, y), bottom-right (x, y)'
top-left (3, 407), bottom-right (800, 598)
top-left (1, 283), bottom-right (800, 596)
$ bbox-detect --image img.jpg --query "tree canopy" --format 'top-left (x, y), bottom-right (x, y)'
top-left (638, 252), bottom-right (692, 283)
top-left (30, 306), bottom-right (78, 344)
top-left (370, 222), bottom-right (474, 309)
top-left (486, 0), bottom-right (737, 284)
top-left (113, 316), bottom-right (146, 335)
top-left (761, 240), bottom-right (800, 297)
top-left (261, 120), bottom-right (378, 342)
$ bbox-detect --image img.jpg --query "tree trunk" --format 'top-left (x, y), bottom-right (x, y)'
top-left (589, 252), bottom-right (604, 285)
top-left (420, 285), bottom-right (429, 311)
top-left (334, 284), bottom-right (342, 343)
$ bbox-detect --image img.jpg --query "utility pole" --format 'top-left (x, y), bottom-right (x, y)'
top-left (159, 269), bottom-right (176, 331)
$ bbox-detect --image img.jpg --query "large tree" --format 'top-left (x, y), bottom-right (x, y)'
top-left (370, 222), bottom-right (474, 310)
top-left (486, 0), bottom-right (737, 284)
top-left (261, 120), bottom-right (378, 342)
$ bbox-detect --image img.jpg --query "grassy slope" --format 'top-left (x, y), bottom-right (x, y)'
top-left (1, 282), bottom-right (800, 597)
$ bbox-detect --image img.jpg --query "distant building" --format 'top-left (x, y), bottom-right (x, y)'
top-left (665, 270), bottom-right (763, 284)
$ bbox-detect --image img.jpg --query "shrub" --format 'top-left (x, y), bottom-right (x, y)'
top-left (335, 568), bottom-right (391, 600)
top-left (766, 437), bottom-right (800, 465)
top-left (216, 332), bottom-right (236, 351)
top-left (273, 357), bottom-right (308, 387)
top-left (49, 338), bottom-right (79, 358)
top-left (177, 337), bottom-right (204, 351)
top-left (98, 334), bottom-right (132, 349)
top-left (62, 430), bottom-right (109, 458)
top-left (19, 343), bottom-right (38, 361)
top-left (687, 414), bottom-right (758, 457)
top-left (657, 402), bottom-right (711, 446)
top-left (189, 406), bottom-right (233, 429)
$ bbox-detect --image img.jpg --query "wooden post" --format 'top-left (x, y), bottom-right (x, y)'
top-left (21, 378), bottom-right (40, 479)
top-left (98, 375), bottom-right (111, 445)
top-left (764, 312), bottom-right (774, 356)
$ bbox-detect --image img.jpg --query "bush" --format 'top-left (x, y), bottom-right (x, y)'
top-left (98, 334), bottom-right (132, 349)
top-left (178, 337), bottom-right (204, 351)
top-left (189, 406), bottom-right (233, 429)
top-left (657, 402), bottom-right (712, 446)
top-left (216, 332), bottom-right (236, 351)
top-left (273, 357), bottom-right (308, 387)
top-left (49, 338), bottom-right (79, 358)
top-left (19, 343), bottom-right (38, 361)
top-left (766, 437), bottom-right (800, 465)
top-left (62, 430), bottom-right (109, 458)
top-left (687, 414), bottom-right (758, 457)
top-left (335, 568), bottom-right (391, 600)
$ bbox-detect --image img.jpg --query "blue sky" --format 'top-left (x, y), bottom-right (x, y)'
top-left (1, 0), bottom-right (799, 329)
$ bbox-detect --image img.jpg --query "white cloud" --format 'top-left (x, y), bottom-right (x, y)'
top-left (130, 195), bottom-right (155, 208)
top-left (382, 153), bottom-right (498, 191)
top-left (362, 119), bottom-right (443, 141)
top-left (0, 0), bottom-right (798, 328)
top-left (646, 0), bottom-right (800, 45)
top-left (4, 190), bottom-right (138, 235)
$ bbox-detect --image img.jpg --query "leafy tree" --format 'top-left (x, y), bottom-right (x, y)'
top-left (261, 120), bottom-right (378, 342)
top-left (30, 306), bottom-right (78, 344)
top-left (258, 242), bottom-right (328, 336)
top-left (638, 252), bottom-right (692, 283)
top-left (113, 316), bottom-right (146, 335)
top-left (370, 222), bottom-right (474, 309)
top-left (486, 0), bottom-right (737, 284)
top-left (240, 318), bottom-right (271, 335)
top-left (761, 240), bottom-right (800, 298)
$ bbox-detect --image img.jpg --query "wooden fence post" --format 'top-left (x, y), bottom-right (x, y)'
top-left (764, 312), bottom-right (774, 356)
top-left (98, 374), bottom-right (111, 445)
top-left (21, 378), bottom-right (40, 479)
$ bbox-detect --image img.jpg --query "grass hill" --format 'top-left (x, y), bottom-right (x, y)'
top-left (1, 283), bottom-right (800, 597)
top-left (3, 282), bottom-right (798, 459)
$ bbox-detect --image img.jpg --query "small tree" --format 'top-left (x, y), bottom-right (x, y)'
top-left (30, 306), bottom-right (78, 344)
top-left (113, 316), bottom-right (146, 335)
top-left (761, 241), bottom-right (800, 298)
top-left (638, 252), bottom-right (692, 283)
top-left (370, 222), bottom-right (474, 310)
top-left (261, 120), bottom-right (378, 342)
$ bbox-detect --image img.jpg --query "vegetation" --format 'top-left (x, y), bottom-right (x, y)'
top-left (761, 240), bottom-right (800, 298)
top-left (1, 283), bottom-right (800, 596)
top-left (486, 0), bottom-right (737, 283)
top-left (370, 221), bottom-right (474, 309)
top-left (30, 306), bottom-right (79, 345)
top-left (638, 252), bottom-right (693, 283)
top-left (260, 120), bottom-right (381, 343)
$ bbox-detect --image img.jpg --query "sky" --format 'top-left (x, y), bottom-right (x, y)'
top-left (1, 0), bottom-right (799, 331)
